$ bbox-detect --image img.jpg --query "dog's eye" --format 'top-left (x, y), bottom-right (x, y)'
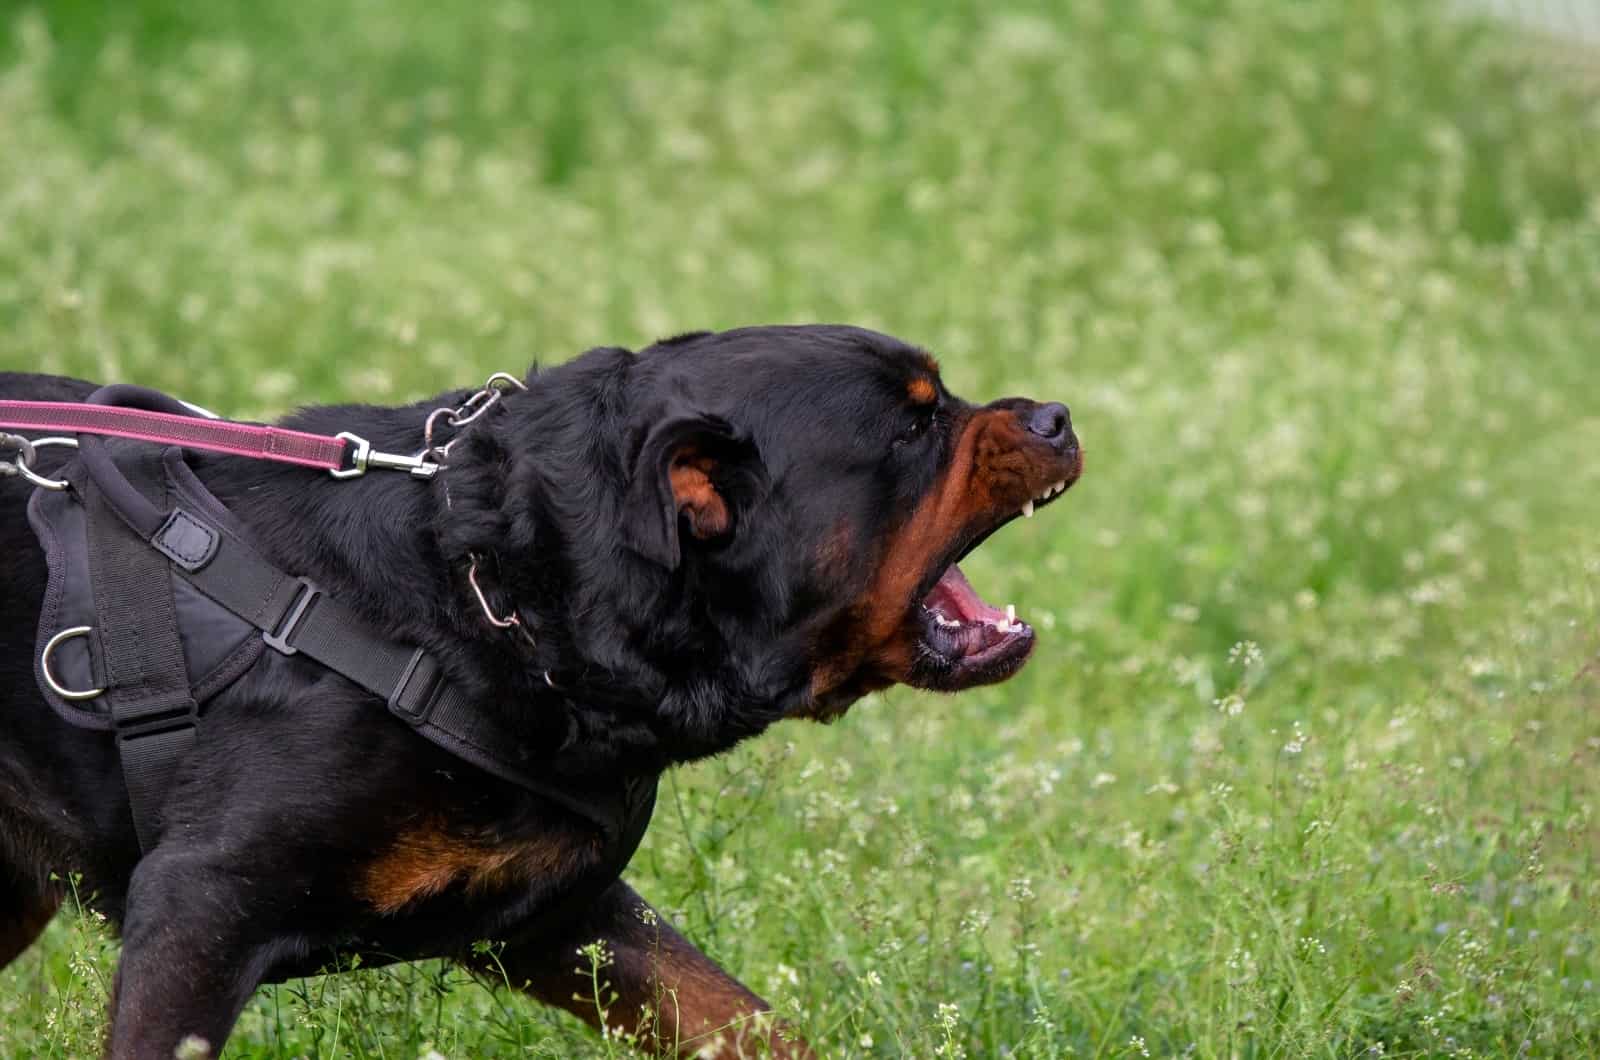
top-left (893, 407), bottom-right (936, 448)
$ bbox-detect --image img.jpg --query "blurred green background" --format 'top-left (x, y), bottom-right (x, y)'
top-left (2, 0), bottom-right (1598, 1056)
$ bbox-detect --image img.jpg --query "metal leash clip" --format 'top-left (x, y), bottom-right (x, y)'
top-left (330, 432), bottom-right (442, 480)
top-left (1, 433), bottom-right (78, 491)
top-left (330, 372), bottom-right (523, 481)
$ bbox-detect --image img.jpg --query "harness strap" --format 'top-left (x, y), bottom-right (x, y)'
top-left (84, 468), bottom-right (198, 850)
top-left (150, 511), bottom-right (619, 833)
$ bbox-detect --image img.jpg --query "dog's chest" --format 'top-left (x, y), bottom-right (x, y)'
top-left (356, 817), bottom-right (603, 918)
top-left (253, 819), bottom-right (608, 980)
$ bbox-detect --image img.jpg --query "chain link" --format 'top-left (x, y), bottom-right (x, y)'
top-left (419, 372), bottom-right (537, 648)
top-left (422, 371), bottom-right (526, 468)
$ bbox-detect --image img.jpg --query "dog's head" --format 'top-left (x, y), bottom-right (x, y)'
top-left (480, 326), bottom-right (1081, 765)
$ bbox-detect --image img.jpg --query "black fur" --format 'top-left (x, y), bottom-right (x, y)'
top-left (0, 325), bottom-right (1080, 1058)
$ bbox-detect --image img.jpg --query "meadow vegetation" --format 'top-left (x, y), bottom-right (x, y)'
top-left (1, 0), bottom-right (1598, 1055)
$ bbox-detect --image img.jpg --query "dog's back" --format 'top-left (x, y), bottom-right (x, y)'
top-left (0, 371), bottom-right (97, 403)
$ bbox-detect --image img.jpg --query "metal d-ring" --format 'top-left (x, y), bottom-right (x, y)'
top-left (2, 434), bottom-right (77, 492)
top-left (40, 625), bottom-right (104, 701)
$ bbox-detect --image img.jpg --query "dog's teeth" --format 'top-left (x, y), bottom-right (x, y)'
top-left (1022, 500), bottom-right (1034, 518)
top-left (1053, 480), bottom-right (1066, 495)
top-left (1006, 604), bottom-right (1017, 625)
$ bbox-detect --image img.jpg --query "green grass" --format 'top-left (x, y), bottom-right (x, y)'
top-left (3, 0), bottom-right (1599, 1056)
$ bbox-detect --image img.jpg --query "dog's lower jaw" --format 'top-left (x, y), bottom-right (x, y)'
top-left (797, 670), bottom-right (893, 722)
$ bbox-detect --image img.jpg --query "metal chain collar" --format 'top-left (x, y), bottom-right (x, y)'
top-left (419, 372), bottom-right (540, 653)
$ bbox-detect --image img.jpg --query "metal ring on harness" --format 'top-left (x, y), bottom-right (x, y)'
top-left (2, 434), bottom-right (78, 491)
top-left (40, 625), bottom-right (105, 701)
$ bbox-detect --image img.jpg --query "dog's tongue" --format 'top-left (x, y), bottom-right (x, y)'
top-left (923, 564), bottom-right (1009, 625)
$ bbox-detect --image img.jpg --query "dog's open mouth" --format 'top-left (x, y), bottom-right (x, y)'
top-left (909, 473), bottom-right (1075, 691)
top-left (917, 563), bottom-right (1035, 685)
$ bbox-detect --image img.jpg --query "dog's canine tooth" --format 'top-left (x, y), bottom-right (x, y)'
top-left (1022, 500), bottom-right (1034, 518)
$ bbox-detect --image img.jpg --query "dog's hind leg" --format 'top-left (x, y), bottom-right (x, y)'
top-left (469, 879), bottom-right (814, 1059)
top-left (0, 868), bottom-right (60, 970)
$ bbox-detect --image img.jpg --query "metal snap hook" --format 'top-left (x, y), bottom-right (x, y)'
top-left (40, 625), bottom-right (104, 701)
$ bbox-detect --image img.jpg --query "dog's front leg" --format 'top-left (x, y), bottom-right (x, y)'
top-left (0, 870), bottom-right (59, 970)
top-left (104, 851), bottom-right (275, 1060)
top-left (475, 879), bottom-right (814, 1059)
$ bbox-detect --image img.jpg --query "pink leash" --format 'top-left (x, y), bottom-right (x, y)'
top-left (0, 400), bottom-right (437, 479)
top-left (2, 373), bottom-right (535, 646)
top-left (0, 400), bottom-right (347, 470)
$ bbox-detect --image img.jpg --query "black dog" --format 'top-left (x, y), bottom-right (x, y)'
top-left (0, 325), bottom-right (1081, 1058)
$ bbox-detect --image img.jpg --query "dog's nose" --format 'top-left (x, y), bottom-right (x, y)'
top-left (1026, 403), bottom-right (1072, 447)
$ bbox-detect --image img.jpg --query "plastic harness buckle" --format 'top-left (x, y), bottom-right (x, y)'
top-left (263, 578), bottom-right (321, 655)
top-left (388, 648), bottom-right (445, 724)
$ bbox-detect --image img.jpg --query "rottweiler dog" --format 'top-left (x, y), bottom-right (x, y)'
top-left (0, 325), bottom-right (1081, 1058)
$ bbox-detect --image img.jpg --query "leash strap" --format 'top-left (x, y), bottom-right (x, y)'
top-left (0, 384), bottom-right (439, 480)
top-left (0, 395), bottom-right (347, 470)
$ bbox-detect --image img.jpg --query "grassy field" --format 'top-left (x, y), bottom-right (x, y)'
top-left (2, 0), bottom-right (1599, 1056)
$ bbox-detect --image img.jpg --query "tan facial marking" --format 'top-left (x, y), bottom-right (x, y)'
top-left (806, 407), bottom-right (1035, 707)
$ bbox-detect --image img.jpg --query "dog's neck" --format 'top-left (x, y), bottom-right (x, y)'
top-left (195, 385), bottom-right (688, 775)
top-left (198, 368), bottom-right (798, 776)
top-left (198, 392), bottom-right (570, 703)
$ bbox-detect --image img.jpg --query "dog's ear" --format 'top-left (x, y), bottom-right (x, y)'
top-left (624, 412), bottom-right (764, 569)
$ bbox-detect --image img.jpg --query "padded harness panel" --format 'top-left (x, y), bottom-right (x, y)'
top-left (29, 444), bottom-right (263, 729)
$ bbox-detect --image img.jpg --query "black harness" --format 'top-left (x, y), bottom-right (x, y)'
top-left (23, 384), bottom-right (655, 885)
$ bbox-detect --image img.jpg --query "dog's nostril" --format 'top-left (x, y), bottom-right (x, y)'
top-left (1027, 403), bottom-right (1071, 442)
